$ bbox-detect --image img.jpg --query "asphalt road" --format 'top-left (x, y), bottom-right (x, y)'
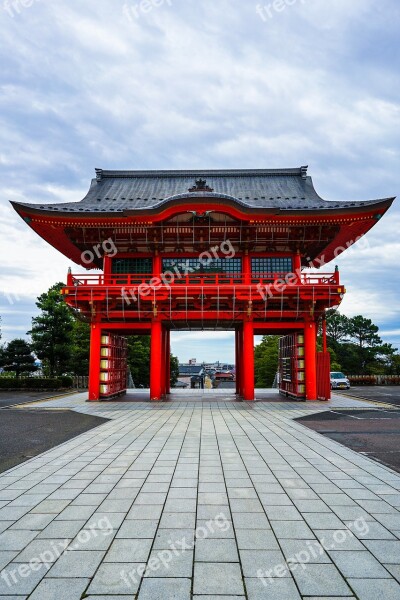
top-left (338, 385), bottom-right (400, 407)
top-left (297, 406), bottom-right (400, 474)
top-left (0, 409), bottom-right (108, 473)
top-left (0, 390), bottom-right (76, 409)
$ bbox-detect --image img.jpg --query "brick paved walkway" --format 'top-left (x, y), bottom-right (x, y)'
top-left (0, 392), bottom-right (400, 599)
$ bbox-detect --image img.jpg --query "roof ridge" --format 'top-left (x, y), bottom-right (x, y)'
top-left (95, 167), bottom-right (308, 181)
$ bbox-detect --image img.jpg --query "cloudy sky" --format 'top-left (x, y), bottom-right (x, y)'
top-left (0, 0), bottom-right (399, 363)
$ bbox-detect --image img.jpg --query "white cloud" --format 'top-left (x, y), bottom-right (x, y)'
top-left (0, 0), bottom-right (398, 353)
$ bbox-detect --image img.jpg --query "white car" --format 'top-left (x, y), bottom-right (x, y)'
top-left (330, 372), bottom-right (350, 390)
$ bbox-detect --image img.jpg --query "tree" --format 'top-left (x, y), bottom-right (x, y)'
top-left (347, 315), bottom-right (384, 374)
top-left (325, 310), bottom-right (351, 344)
top-left (0, 339), bottom-right (38, 378)
top-left (29, 283), bottom-right (74, 376)
top-left (170, 354), bottom-right (179, 387)
top-left (69, 319), bottom-right (90, 376)
top-left (127, 336), bottom-right (180, 388)
top-left (127, 336), bottom-right (151, 387)
top-left (255, 336), bottom-right (279, 388)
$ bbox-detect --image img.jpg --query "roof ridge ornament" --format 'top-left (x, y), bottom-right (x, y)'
top-left (300, 166), bottom-right (308, 179)
top-left (95, 168), bottom-right (103, 182)
top-left (189, 178), bottom-right (214, 193)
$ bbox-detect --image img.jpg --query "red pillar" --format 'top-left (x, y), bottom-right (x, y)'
top-left (322, 317), bottom-right (328, 353)
top-left (294, 251), bottom-right (302, 280)
top-left (88, 322), bottom-right (102, 401)
top-left (235, 329), bottom-right (240, 395)
top-left (242, 320), bottom-right (255, 401)
top-left (153, 253), bottom-right (161, 278)
top-left (165, 329), bottom-right (171, 395)
top-left (243, 251), bottom-right (251, 284)
top-left (305, 319), bottom-right (317, 401)
top-left (150, 320), bottom-right (163, 401)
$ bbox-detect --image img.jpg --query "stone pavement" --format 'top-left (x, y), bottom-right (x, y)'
top-left (0, 391), bottom-right (400, 599)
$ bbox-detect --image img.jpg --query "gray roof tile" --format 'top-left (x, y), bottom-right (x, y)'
top-left (11, 168), bottom-right (393, 215)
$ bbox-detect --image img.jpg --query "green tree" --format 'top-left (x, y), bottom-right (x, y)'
top-left (255, 336), bottom-right (279, 388)
top-left (170, 354), bottom-right (179, 387)
top-left (347, 315), bottom-right (383, 374)
top-left (29, 283), bottom-right (74, 376)
top-left (325, 310), bottom-right (351, 344)
top-left (69, 319), bottom-right (90, 376)
top-left (127, 336), bottom-right (151, 387)
top-left (0, 339), bottom-right (38, 378)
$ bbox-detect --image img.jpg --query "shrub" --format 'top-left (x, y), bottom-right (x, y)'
top-left (0, 377), bottom-right (72, 390)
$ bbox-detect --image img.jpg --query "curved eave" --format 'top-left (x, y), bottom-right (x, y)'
top-left (10, 195), bottom-right (395, 221)
top-left (10, 201), bottom-right (99, 269)
top-left (10, 195), bottom-right (395, 268)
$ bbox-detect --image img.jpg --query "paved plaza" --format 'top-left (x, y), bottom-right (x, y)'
top-left (0, 391), bottom-right (400, 599)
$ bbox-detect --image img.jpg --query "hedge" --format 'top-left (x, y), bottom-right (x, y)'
top-left (0, 377), bottom-right (73, 390)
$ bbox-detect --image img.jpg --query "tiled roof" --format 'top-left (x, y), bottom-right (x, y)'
top-left (11, 167), bottom-right (394, 215)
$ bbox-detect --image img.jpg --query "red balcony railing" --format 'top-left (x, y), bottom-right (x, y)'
top-left (66, 271), bottom-right (340, 287)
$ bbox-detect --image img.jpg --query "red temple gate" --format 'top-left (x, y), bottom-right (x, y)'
top-left (11, 167), bottom-right (394, 402)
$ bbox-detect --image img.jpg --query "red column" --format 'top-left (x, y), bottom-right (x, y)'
top-left (242, 320), bottom-right (255, 401)
top-left (322, 317), bottom-right (328, 353)
top-left (153, 253), bottom-right (161, 278)
top-left (294, 251), bottom-right (302, 280)
top-left (88, 323), bottom-right (102, 401)
top-left (235, 329), bottom-right (240, 395)
top-left (243, 252), bottom-right (251, 284)
top-left (166, 329), bottom-right (171, 395)
top-left (150, 320), bottom-right (163, 401)
top-left (305, 319), bottom-right (317, 401)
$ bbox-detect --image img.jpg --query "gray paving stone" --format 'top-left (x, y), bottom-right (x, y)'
top-left (47, 549), bottom-right (105, 577)
top-left (363, 540), bottom-right (400, 563)
top-left (145, 549), bottom-right (193, 577)
top-left (138, 577), bottom-right (191, 599)
top-left (0, 561), bottom-right (48, 595)
top-left (233, 512), bottom-right (271, 530)
top-left (28, 577), bottom-right (90, 599)
top-left (229, 498), bottom-right (264, 513)
top-left (348, 578), bottom-right (400, 600)
top-left (264, 505), bottom-right (302, 521)
top-left (164, 498), bottom-right (197, 512)
top-left (0, 551), bottom-right (18, 570)
top-left (193, 562), bottom-right (244, 595)
top-left (195, 538), bottom-right (239, 562)
top-left (70, 528), bottom-right (116, 551)
top-left (105, 539), bottom-right (152, 562)
top-left (88, 562), bottom-right (145, 594)
top-left (10, 513), bottom-right (55, 531)
top-left (328, 550), bottom-right (391, 578)
top-left (280, 538), bottom-right (331, 563)
top-left (245, 576), bottom-right (301, 599)
top-left (117, 520), bottom-right (158, 539)
top-left (159, 512), bottom-right (195, 529)
top-left (292, 563), bottom-right (352, 596)
top-left (240, 549), bottom-right (287, 577)
top-left (303, 512), bottom-right (347, 529)
top-left (195, 519), bottom-right (234, 538)
top-left (236, 529), bottom-right (280, 550)
top-left (13, 538), bottom-right (70, 563)
top-left (272, 520), bottom-right (314, 539)
top-left (153, 528), bottom-right (195, 550)
top-left (38, 519), bottom-right (87, 539)
top-left (0, 530), bottom-right (38, 550)
top-left (31, 500), bottom-right (71, 514)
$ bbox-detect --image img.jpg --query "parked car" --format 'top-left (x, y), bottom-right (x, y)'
top-left (174, 380), bottom-right (189, 388)
top-left (330, 372), bottom-right (350, 390)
